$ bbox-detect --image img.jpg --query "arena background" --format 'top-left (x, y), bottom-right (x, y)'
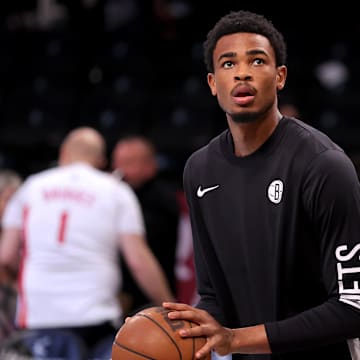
top-left (0, 1), bottom-right (359, 185)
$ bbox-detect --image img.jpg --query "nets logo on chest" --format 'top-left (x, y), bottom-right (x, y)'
top-left (267, 179), bottom-right (284, 204)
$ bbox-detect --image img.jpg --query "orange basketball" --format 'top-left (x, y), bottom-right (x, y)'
top-left (112, 306), bottom-right (210, 360)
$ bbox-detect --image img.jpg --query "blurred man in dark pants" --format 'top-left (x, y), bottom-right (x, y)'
top-left (112, 135), bottom-right (180, 315)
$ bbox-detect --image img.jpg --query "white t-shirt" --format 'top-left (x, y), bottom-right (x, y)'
top-left (2, 163), bottom-right (145, 328)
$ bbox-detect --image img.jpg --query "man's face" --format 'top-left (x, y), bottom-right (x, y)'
top-left (207, 32), bottom-right (286, 123)
top-left (112, 141), bottom-right (157, 188)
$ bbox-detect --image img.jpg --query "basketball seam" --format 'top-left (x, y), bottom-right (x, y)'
top-left (137, 313), bottom-right (183, 360)
top-left (113, 341), bottom-right (156, 359)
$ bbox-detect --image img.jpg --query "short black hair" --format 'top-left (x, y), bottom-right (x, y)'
top-left (203, 10), bottom-right (287, 73)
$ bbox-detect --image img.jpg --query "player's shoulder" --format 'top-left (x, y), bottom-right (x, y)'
top-left (24, 166), bottom-right (58, 185)
top-left (105, 171), bottom-right (137, 197)
top-left (185, 130), bottom-right (225, 168)
top-left (87, 167), bottom-right (132, 195)
top-left (282, 116), bottom-right (354, 173)
top-left (283, 116), bottom-right (342, 153)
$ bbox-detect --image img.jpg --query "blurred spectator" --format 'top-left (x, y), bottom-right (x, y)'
top-left (0, 170), bottom-right (22, 224)
top-left (112, 135), bottom-right (180, 315)
top-left (0, 127), bottom-right (174, 359)
top-left (0, 169), bottom-right (22, 344)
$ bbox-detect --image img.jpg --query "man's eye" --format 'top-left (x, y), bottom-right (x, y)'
top-left (253, 58), bottom-right (264, 65)
top-left (223, 61), bottom-right (234, 69)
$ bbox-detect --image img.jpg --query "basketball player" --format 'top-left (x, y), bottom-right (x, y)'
top-left (0, 127), bottom-right (175, 359)
top-left (163, 10), bottom-right (360, 360)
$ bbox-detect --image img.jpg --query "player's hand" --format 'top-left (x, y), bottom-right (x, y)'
top-left (162, 302), bottom-right (234, 359)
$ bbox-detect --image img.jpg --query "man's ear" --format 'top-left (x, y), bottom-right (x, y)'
top-left (207, 73), bottom-right (217, 96)
top-left (276, 65), bottom-right (287, 91)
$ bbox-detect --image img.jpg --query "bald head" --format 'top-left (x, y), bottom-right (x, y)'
top-left (59, 127), bottom-right (106, 169)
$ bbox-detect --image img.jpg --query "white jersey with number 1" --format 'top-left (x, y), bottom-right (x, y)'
top-left (2, 163), bottom-right (145, 328)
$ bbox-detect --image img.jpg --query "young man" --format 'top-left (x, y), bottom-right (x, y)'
top-left (0, 127), bottom-right (174, 359)
top-left (163, 10), bottom-right (360, 360)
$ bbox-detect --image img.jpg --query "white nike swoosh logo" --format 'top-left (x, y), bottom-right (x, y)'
top-left (196, 185), bottom-right (220, 198)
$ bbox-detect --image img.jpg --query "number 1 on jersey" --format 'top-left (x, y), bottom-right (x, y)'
top-left (58, 211), bottom-right (68, 244)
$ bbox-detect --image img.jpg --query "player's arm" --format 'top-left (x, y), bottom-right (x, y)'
top-left (120, 233), bottom-right (176, 305)
top-left (0, 181), bottom-right (25, 282)
top-left (266, 150), bottom-right (360, 352)
top-left (0, 227), bottom-right (22, 282)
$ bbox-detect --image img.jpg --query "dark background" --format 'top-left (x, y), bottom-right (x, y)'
top-left (1, 1), bottom-right (359, 185)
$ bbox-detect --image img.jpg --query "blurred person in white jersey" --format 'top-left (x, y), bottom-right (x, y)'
top-left (0, 127), bottom-right (175, 359)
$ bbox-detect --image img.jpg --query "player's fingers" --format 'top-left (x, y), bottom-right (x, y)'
top-left (195, 344), bottom-right (213, 360)
top-left (163, 301), bottom-right (191, 310)
top-left (195, 346), bottom-right (211, 359)
top-left (168, 308), bottom-right (212, 327)
top-left (179, 322), bottom-right (204, 338)
top-left (167, 309), bottom-right (200, 323)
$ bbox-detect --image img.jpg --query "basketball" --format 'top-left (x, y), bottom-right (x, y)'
top-left (112, 306), bottom-right (210, 360)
